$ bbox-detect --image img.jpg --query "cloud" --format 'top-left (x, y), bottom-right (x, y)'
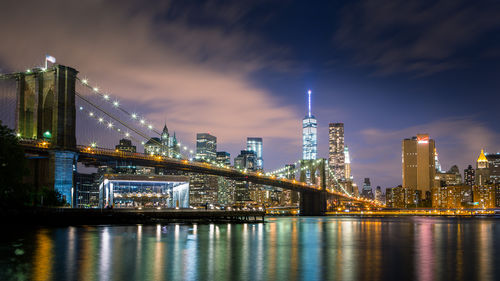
top-left (335, 0), bottom-right (500, 76)
top-left (0, 0), bottom-right (300, 167)
top-left (350, 117), bottom-right (500, 189)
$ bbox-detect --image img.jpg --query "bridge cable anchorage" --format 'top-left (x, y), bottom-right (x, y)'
top-left (76, 76), bottom-right (195, 158)
top-left (75, 92), bottom-right (184, 159)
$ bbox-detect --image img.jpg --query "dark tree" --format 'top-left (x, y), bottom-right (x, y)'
top-left (0, 121), bottom-right (29, 208)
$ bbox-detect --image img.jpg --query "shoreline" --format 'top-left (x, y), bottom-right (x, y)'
top-left (0, 208), bottom-right (266, 226)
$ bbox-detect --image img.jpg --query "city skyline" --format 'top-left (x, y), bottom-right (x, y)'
top-left (0, 1), bottom-right (499, 189)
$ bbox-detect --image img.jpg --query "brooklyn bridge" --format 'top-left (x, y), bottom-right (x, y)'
top-left (0, 64), bottom-right (383, 215)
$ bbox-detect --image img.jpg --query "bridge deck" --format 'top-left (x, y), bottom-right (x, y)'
top-left (19, 140), bottom-right (383, 207)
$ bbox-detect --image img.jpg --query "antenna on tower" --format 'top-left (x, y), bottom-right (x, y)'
top-left (307, 90), bottom-right (312, 117)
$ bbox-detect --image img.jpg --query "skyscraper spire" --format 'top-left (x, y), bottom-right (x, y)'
top-left (302, 89), bottom-right (317, 160)
top-left (308, 90), bottom-right (312, 117)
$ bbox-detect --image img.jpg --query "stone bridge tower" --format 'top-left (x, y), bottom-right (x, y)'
top-left (16, 64), bottom-right (77, 149)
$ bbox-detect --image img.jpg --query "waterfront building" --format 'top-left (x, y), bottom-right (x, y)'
top-left (473, 185), bottom-right (496, 208)
top-left (217, 177), bottom-right (236, 206)
top-left (115, 138), bottom-right (136, 153)
top-left (361, 178), bottom-right (374, 199)
top-left (402, 134), bottom-right (436, 202)
top-left (196, 133), bottom-right (217, 162)
top-left (302, 90), bottom-right (317, 160)
top-left (189, 173), bottom-right (218, 207)
top-left (387, 186), bottom-right (415, 208)
top-left (100, 174), bottom-right (189, 208)
top-left (75, 173), bottom-right (99, 208)
top-left (216, 151), bottom-right (231, 166)
top-left (464, 165), bottom-right (475, 186)
top-left (234, 181), bottom-right (251, 204)
top-left (234, 150), bottom-right (257, 171)
top-left (247, 137), bottom-right (263, 170)
top-left (328, 123), bottom-right (345, 180)
top-left (431, 185), bottom-right (472, 208)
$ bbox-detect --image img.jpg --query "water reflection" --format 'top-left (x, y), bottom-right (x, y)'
top-left (32, 229), bottom-right (53, 281)
top-left (0, 217), bottom-right (497, 281)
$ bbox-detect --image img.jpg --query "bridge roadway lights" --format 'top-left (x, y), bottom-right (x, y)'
top-left (300, 190), bottom-right (327, 216)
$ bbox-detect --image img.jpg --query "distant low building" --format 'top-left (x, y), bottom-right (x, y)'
top-left (115, 138), bottom-right (136, 153)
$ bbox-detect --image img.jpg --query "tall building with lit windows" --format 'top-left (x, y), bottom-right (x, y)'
top-left (328, 123), bottom-right (345, 180)
top-left (344, 146), bottom-right (351, 180)
top-left (302, 90), bottom-right (317, 160)
top-left (402, 134), bottom-right (436, 202)
top-left (195, 133), bottom-right (217, 162)
top-left (247, 137), bottom-right (263, 170)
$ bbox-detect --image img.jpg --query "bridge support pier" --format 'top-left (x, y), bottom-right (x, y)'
top-left (49, 150), bottom-right (78, 207)
top-left (300, 190), bottom-right (327, 216)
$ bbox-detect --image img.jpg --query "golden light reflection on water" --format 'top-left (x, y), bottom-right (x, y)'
top-left (32, 229), bottom-right (53, 281)
top-left (79, 227), bottom-right (98, 281)
top-left (4, 217), bottom-right (498, 281)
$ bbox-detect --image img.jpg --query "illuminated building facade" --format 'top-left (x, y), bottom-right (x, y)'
top-left (328, 123), bottom-right (345, 180)
top-left (75, 173), bottom-right (99, 208)
top-left (144, 125), bottom-right (179, 157)
top-left (361, 178), bottom-right (374, 199)
top-left (189, 174), bottom-right (218, 207)
top-left (475, 149), bottom-right (490, 185)
top-left (375, 186), bottom-right (383, 203)
top-left (217, 177), bottom-right (236, 206)
top-left (431, 185), bottom-right (472, 208)
top-left (344, 146), bottom-right (351, 180)
top-left (302, 90), bottom-right (317, 160)
top-left (115, 138), bottom-right (136, 153)
top-left (216, 151), bottom-right (231, 166)
top-left (473, 185), bottom-right (496, 208)
top-left (234, 150), bottom-right (257, 171)
top-left (100, 174), bottom-right (189, 208)
top-left (386, 186), bottom-right (414, 208)
top-left (247, 137), bottom-right (263, 170)
top-left (464, 165), bottom-right (475, 186)
top-left (434, 165), bottom-right (462, 187)
top-left (402, 134), bottom-right (436, 202)
top-left (196, 133), bottom-right (217, 162)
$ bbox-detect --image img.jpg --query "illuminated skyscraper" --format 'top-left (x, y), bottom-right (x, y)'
top-left (402, 134), bottom-right (436, 201)
top-left (196, 133), bottom-right (217, 162)
top-left (302, 90), bottom-right (317, 160)
top-left (328, 123), bottom-right (345, 180)
top-left (247, 137), bottom-right (263, 170)
top-left (344, 146), bottom-right (351, 180)
top-left (464, 165), bottom-right (475, 186)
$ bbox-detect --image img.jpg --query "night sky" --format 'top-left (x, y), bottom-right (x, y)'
top-left (1, 0), bottom-right (499, 189)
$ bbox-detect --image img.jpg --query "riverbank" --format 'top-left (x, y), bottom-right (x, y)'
top-left (0, 208), bottom-right (266, 225)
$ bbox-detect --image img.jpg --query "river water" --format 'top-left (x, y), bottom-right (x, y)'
top-left (1, 217), bottom-right (499, 281)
